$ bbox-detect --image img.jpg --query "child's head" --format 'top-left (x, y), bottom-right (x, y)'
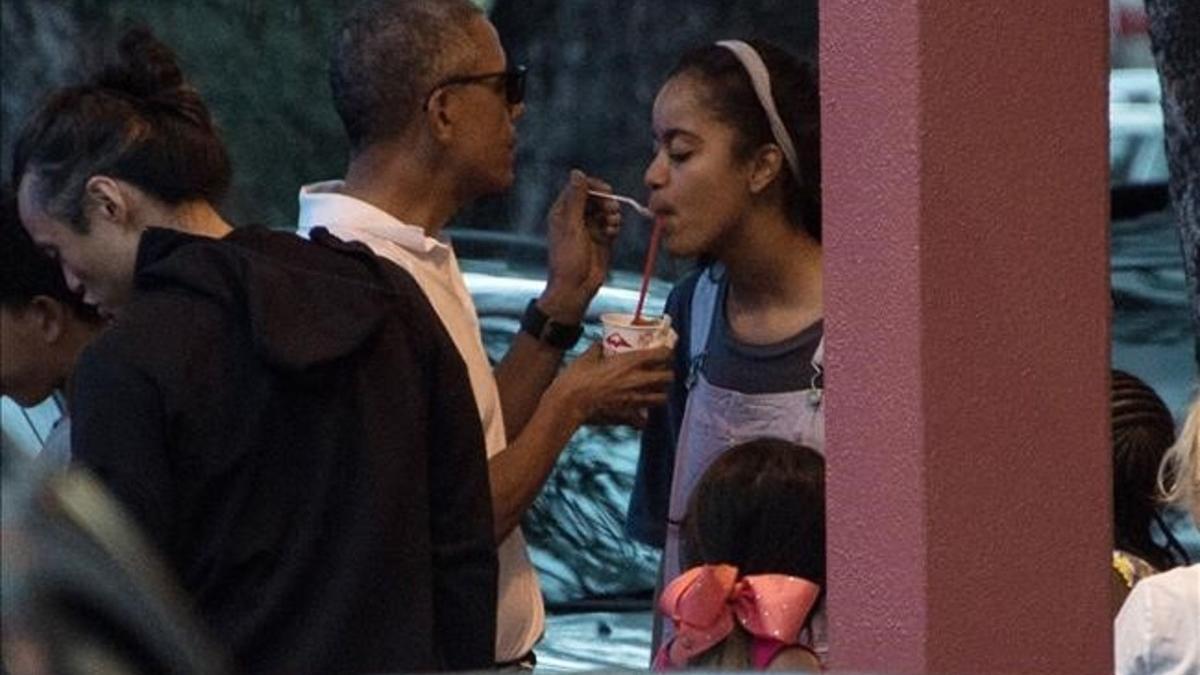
top-left (682, 437), bottom-right (825, 584)
top-left (664, 438), bottom-right (825, 670)
top-left (1111, 369), bottom-right (1179, 568)
top-left (1, 185), bottom-right (103, 407)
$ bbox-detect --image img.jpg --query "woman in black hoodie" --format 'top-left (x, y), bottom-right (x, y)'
top-left (13, 27), bottom-right (497, 674)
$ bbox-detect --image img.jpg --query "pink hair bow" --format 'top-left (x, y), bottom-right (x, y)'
top-left (659, 564), bottom-right (820, 666)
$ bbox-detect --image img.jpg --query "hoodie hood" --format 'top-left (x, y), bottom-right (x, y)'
top-left (133, 227), bottom-right (397, 371)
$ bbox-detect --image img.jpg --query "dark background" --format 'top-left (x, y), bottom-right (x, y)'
top-left (1, 0), bottom-right (817, 275)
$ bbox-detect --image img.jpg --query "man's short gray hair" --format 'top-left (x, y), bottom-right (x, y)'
top-left (330, 0), bottom-right (484, 153)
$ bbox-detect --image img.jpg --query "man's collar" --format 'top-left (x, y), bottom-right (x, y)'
top-left (296, 180), bottom-right (450, 256)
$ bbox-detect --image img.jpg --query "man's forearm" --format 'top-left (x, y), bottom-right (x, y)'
top-left (494, 290), bottom-right (589, 439)
top-left (488, 390), bottom-right (585, 540)
top-left (494, 332), bottom-right (567, 441)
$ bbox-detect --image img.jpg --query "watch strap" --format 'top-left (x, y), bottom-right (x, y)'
top-left (520, 299), bottom-right (583, 350)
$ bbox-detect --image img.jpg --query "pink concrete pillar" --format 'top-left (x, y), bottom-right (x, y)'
top-left (821, 2), bottom-right (1111, 673)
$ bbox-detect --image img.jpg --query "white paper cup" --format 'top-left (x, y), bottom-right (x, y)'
top-left (600, 313), bottom-right (675, 356)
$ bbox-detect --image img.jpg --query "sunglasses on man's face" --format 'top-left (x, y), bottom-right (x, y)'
top-left (424, 65), bottom-right (527, 109)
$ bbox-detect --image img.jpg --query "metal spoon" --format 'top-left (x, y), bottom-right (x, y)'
top-left (587, 190), bottom-right (654, 218)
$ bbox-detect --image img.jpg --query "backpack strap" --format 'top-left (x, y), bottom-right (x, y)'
top-left (685, 265), bottom-right (724, 390)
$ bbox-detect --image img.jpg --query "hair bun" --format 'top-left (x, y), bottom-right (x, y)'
top-left (93, 27), bottom-right (186, 100)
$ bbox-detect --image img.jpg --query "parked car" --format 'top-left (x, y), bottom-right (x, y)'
top-left (1110, 67), bottom-right (1160, 105)
top-left (1111, 101), bottom-right (1167, 185)
top-left (1107, 68), bottom-right (1191, 418)
top-left (1110, 185), bottom-right (1193, 418)
top-left (1110, 68), bottom-right (1168, 185)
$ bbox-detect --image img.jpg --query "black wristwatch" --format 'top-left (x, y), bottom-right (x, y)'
top-left (520, 299), bottom-right (584, 350)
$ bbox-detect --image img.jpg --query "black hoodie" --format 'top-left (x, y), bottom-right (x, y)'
top-left (70, 226), bottom-right (496, 674)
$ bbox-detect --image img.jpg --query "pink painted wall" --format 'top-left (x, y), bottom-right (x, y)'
top-left (822, 1), bottom-right (1112, 673)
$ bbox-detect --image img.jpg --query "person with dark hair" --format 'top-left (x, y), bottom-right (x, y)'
top-left (13, 27), bottom-right (233, 316)
top-left (14, 27), bottom-right (497, 673)
top-left (1115, 397), bottom-right (1200, 675)
top-left (1111, 369), bottom-right (1191, 612)
top-left (305, 1), bottom-right (673, 666)
top-left (626, 39), bottom-right (825, 658)
top-left (0, 186), bottom-right (105, 468)
top-left (655, 438), bottom-right (824, 671)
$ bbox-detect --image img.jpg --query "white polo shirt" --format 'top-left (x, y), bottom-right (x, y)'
top-left (297, 181), bottom-right (544, 661)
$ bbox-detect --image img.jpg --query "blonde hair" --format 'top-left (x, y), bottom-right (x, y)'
top-left (1158, 398), bottom-right (1200, 508)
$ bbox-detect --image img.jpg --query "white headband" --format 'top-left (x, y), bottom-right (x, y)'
top-left (715, 39), bottom-right (802, 185)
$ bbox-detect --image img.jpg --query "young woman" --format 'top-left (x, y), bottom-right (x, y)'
top-left (12, 28), bottom-right (501, 671)
top-left (13, 27), bottom-right (234, 316)
top-left (627, 39), bottom-right (825, 655)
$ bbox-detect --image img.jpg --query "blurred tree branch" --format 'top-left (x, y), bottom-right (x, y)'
top-left (1145, 0), bottom-right (1200, 366)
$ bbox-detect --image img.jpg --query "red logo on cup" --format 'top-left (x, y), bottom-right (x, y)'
top-left (605, 333), bottom-right (633, 350)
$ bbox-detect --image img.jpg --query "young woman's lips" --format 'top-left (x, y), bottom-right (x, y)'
top-left (650, 204), bottom-right (673, 219)
top-left (651, 209), bottom-right (677, 235)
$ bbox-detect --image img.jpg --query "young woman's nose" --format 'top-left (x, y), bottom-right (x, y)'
top-left (643, 151), bottom-right (667, 191)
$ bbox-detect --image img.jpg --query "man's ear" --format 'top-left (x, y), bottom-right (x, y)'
top-left (28, 295), bottom-right (67, 344)
top-left (424, 88), bottom-right (457, 144)
top-left (83, 176), bottom-right (134, 229)
top-left (748, 144), bottom-right (785, 195)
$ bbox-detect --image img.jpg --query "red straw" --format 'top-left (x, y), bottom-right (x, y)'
top-left (633, 216), bottom-right (664, 324)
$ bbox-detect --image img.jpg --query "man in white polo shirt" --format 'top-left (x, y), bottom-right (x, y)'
top-left (301, 0), bottom-right (673, 667)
